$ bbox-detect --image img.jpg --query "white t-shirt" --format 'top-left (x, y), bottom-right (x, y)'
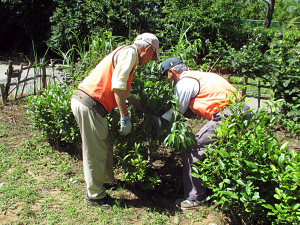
top-left (111, 45), bottom-right (139, 98)
top-left (174, 72), bottom-right (200, 114)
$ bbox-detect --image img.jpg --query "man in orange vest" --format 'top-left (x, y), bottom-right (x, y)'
top-left (71, 33), bottom-right (160, 209)
top-left (161, 58), bottom-right (250, 210)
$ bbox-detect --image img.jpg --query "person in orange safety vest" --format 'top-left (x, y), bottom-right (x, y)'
top-left (71, 33), bottom-right (160, 209)
top-left (160, 58), bottom-right (251, 210)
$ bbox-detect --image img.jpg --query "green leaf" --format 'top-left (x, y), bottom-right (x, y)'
top-left (275, 188), bottom-right (282, 197)
top-left (278, 154), bottom-right (285, 168)
top-left (293, 203), bottom-right (300, 210)
top-left (250, 133), bottom-right (255, 145)
top-left (246, 186), bottom-right (251, 195)
top-left (270, 164), bottom-right (276, 172)
top-left (236, 179), bottom-right (246, 186)
top-left (179, 134), bottom-right (187, 149)
top-left (252, 192), bottom-right (260, 200)
top-left (171, 123), bottom-right (177, 133)
top-left (244, 160), bottom-right (258, 169)
top-left (283, 79), bottom-right (291, 87)
top-left (217, 158), bottom-right (225, 169)
top-left (222, 191), bottom-right (238, 199)
top-left (275, 204), bottom-right (287, 213)
top-left (223, 179), bottom-right (231, 184)
top-left (262, 204), bottom-right (275, 210)
top-left (274, 194), bottom-right (281, 200)
top-left (216, 150), bottom-right (230, 157)
top-left (280, 141), bottom-right (289, 151)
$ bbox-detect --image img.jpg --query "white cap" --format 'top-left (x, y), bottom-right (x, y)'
top-left (135, 33), bottom-right (160, 62)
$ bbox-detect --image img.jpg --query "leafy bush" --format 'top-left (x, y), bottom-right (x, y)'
top-left (27, 84), bottom-right (81, 152)
top-left (192, 95), bottom-right (300, 224)
top-left (202, 27), bottom-right (273, 74)
top-left (49, 0), bottom-right (163, 51)
top-left (203, 28), bottom-right (300, 122)
top-left (108, 70), bottom-right (195, 190)
top-left (161, 0), bottom-right (250, 52)
top-left (262, 40), bottom-right (300, 122)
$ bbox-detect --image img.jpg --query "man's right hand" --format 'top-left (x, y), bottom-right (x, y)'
top-left (119, 115), bottom-right (132, 135)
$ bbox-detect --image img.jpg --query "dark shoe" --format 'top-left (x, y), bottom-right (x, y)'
top-left (176, 198), bottom-right (207, 210)
top-left (85, 194), bottom-right (115, 210)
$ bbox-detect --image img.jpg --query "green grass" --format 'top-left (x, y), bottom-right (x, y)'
top-left (0, 134), bottom-right (214, 224)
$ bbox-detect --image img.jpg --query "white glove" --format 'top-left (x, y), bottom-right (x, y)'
top-left (161, 108), bottom-right (174, 122)
top-left (119, 115), bottom-right (132, 135)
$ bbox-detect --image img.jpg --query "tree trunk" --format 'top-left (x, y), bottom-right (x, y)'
top-left (264, 0), bottom-right (275, 28)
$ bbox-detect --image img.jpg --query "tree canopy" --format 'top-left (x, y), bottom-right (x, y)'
top-left (1, 0), bottom-right (300, 55)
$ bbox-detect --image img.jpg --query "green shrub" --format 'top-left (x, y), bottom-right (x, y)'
top-left (108, 70), bottom-right (195, 190)
top-left (27, 84), bottom-right (81, 152)
top-left (49, 0), bottom-right (162, 51)
top-left (263, 40), bottom-right (300, 122)
top-left (203, 27), bottom-right (300, 122)
top-left (161, 0), bottom-right (250, 52)
top-left (192, 95), bottom-right (300, 224)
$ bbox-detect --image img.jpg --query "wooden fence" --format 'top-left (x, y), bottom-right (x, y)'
top-left (0, 62), bottom-right (271, 107)
top-left (227, 77), bottom-right (271, 108)
top-left (0, 59), bottom-right (68, 104)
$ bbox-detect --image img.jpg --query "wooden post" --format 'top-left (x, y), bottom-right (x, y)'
top-left (258, 81), bottom-right (261, 108)
top-left (20, 63), bottom-right (31, 97)
top-left (0, 84), bottom-right (5, 104)
top-left (4, 61), bottom-right (13, 102)
top-left (33, 62), bottom-right (36, 95)
top-left (14, 63), bottom-right (23, 101)
top-left (42, 58), bottom-right (47, 89)
top-left (50, 59), bottom-right (56, 83)
top-left (242, 77), bottom-right (248, 96)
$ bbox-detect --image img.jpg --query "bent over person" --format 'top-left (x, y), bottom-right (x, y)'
top-left (71, 33), bottom-right (160, 209)
top-left (160, 58), bottom-right (250, 210)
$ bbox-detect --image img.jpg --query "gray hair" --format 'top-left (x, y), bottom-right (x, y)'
top-left (133, 40), bottom-right (150, 49)
top-left (171, 63), bottom-right (188, 74)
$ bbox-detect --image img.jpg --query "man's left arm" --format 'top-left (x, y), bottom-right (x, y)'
top-left (127, 95), bottom-right (146, 113)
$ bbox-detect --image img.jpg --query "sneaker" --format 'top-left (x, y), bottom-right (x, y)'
top-left (85, 194), bottom-right (115, 210)
top-left (176, 198), bottom-right (207, 210)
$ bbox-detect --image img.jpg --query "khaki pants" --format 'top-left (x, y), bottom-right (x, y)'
top-left (71, 98), bottom-right (114, 200)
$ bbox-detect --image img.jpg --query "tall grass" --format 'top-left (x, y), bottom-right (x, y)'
top-left (52, 31), bottom-right (124, 87)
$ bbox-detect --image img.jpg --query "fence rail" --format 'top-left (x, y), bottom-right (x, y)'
top-left (1, 62), bottom-right (272, 108)
top-left (226, 76), bottom-right (271, 108)
top-left (0, 59), bottom-right (69, 104)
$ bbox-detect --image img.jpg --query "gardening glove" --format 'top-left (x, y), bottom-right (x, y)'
top-left (119, 114), bottom-right (132, 136)
top-left (161, 108), bottom-right (174, 122)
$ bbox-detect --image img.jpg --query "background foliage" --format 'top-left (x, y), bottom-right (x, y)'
top-left (2, 0), bottom-right (300, 58)
top-left (202, 26), bottom-right (300, 122)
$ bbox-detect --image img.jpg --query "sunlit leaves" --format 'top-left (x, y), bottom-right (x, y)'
top-left (191, 95), bottom-right (300, 224)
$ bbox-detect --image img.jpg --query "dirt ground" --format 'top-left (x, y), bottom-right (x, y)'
top-left (0, 99), bottom-right (299, 224)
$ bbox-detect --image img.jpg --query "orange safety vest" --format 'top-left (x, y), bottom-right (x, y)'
top-left (78, 46), bottom-right (136, 113)
top-left (181, 71), bottom-right (240, 120)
